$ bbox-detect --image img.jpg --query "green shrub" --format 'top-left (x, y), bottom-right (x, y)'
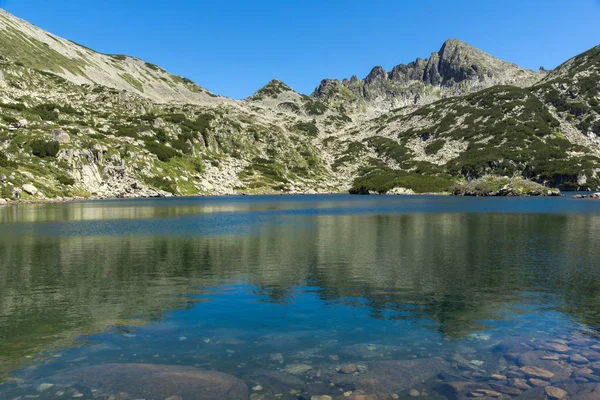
top-left (29, 103), bottom-right (82, 121)
top-left (0, 151), bottom-right (17, 167)
top-left (163, 113), bottom-right (187, 123)
top-left (0, 102), bottom-right (26, 111)
top-left (192, 159), bottom-right (204, 174)
top-left (30, 104), bottom-right (59, 121)
top-left (145, 141), bottom-right (179, 162)
top-left (57, 174), bottom-right (75, 185)
top-left (1, 115), bottom-right (19, 124)
top-left (182, 114), bottom-right (213, 133)
top-left (293, 120), bottom-right (318, 137)
top-left (31, 139), bottom-right (59, 158)
top-left (156, 129), bottom-right (168, 143)
top-left (425, 139), bottom-right (445, 155)
top-left (144, 62), bottom-right (161, 71)
top-left (304, 100), bottom-right (328, 116)
top-left (350, 168), bottom-right (453, 194)
top-left (171, 138), bottom-right (192, 154)
top-left (114, 124), bottom-right (151, 139)
top-left (144, 176), bottom-right (176, 193)
top-left (178, 130), bottom-right (196, 142)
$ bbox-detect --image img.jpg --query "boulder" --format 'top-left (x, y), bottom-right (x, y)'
top-left (44, 363), bottom-right (248, 400)
top-left (520, 366), bottom-right (554, 380)
top-left (0, 198), bottom-right (6, 206)
top-left (52, 129), bottom-right (70, 143)
top-left (489, 383), bottom-right (522, 395)
top-left (569, 354), bottom-right (590, 365)
top-left (545, 386), bottom-right (567, 399)
top-left (338, 363), bottom-right (358, 374)
top-left (334, 358), bottom-right (449, 394)
top-left (22, 184), bottom-right (38, 195)
top-left (516, 386), bottom-right (547, 399)
top-left (153, 117), bottom-right (165, 128)
top-left (435, 381), bottom-right (493, 400)
top-left (11, 187), bottom-right (22, 200)
top-left (283, 363), bottom-right (312, 375)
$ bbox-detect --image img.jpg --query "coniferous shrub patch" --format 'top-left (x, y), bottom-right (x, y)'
top-left (31, 139), bottom-right (59, 158)
top-left (145, 141), bottom-right (179, 162)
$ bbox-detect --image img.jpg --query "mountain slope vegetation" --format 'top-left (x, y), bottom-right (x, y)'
top-left (0, 9), bottom-right (599, 201)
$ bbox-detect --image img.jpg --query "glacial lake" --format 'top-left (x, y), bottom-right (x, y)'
top-left (1, 194), bottom-right (600, 399)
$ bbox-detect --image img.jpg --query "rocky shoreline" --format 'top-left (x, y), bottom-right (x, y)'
top-left (451, 177), bottom-right (561, 197)
top-left (0, 186), bottom-right (576, 207)
top-left (573, 193), bottom-right (600, 199)
top-left (0, 189), bottom-right (348, 207)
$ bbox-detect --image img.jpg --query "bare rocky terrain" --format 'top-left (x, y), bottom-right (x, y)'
top-left (0, 9), bottom-right (599, 202)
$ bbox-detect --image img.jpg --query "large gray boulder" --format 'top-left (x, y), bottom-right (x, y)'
top-left (44, 363), bottom-right (248, 400)
top-left (22, 184), bottom-right (38, 195)
top-left (52, 129), bottom-right (71, 143)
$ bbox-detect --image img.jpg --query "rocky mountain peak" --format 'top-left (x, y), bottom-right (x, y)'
top-left (365, 66), bottom-right (388, 83)
top-left (247, 79), bottom-right (295, 101)
top-left (311, 39), bottom-right (544, 114)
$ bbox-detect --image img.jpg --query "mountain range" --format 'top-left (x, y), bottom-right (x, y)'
top-left (0, 8), bottom-right (599, 201)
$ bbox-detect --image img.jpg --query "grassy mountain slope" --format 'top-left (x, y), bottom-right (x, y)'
top-left (0, 9), bottom-right (220, 104)
top-left (338, 83), bottom-right (600, 193)
top-left (0, 59), bottom-right (338, 201)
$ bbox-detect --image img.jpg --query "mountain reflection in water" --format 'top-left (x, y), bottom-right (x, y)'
top-left (1, 195), bottom-right (600, 399)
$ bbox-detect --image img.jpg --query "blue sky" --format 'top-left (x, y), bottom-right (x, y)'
top-left (1, 0), bottom-right (599, 99)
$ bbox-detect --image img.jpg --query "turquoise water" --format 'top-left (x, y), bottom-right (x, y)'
top-left (1, 195), bottom-right (600, 399)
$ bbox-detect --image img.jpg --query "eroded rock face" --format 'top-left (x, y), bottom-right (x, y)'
top-left (45, 363), bottom-right (248, 400)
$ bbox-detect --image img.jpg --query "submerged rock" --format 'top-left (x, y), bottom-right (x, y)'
top-left (334, 357), bottom-right (449, 394)
top-left (243, 369), bottom-right (306, 395)
top-left (520, 366), bottom-right (554, 380)
top-left (545, 386), bottom-right (568, 399)
top-left (43, 363), bottom-right (248, 400)
top-left (283, 363), bottom-right (313, 375)
top-left (435, 381), bottom-right (494, 400)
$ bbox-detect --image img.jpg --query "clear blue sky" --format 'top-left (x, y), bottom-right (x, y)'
top-left (1, 0), bottom-right (599, 99)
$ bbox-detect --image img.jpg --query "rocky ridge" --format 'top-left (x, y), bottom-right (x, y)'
top-left (312, 39), bottom-right (545, 115)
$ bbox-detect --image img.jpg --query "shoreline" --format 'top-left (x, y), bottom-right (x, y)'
top-left (0, 189), bottom-right (586, 207)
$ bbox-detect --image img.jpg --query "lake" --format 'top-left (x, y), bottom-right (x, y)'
top-left (1, 195), bottom-right (600, 399)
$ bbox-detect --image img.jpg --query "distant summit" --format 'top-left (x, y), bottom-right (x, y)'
top-left (312, 39), bottom-right (544, 113)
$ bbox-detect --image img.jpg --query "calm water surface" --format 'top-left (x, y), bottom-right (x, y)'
top-left (1, 195), bottom-right (600, 399)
